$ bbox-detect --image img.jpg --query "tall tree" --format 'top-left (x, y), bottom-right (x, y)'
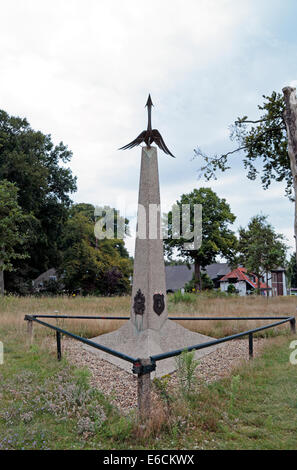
top-left (0, 109), bottom-right (77, 291)
top-left (164, 188), bottom-right (237, 290)
top-left (59, 203), bottom-right (132, 295)
top-left (195, 88), bottom-right (297, 265)
top-left (237, 215), bottom-right (287, 294)
top-left (0, 180), bottom-right (33, 294)
top-left (283, 87), bottom-right (297, 266)
top-left (287, 253), bottom-right (297, 289)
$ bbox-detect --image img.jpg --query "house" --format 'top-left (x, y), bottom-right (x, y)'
top-left (165, 263), bottom-right (230, 293)
top-left (33, 268), bottom-right (58, 292)
top-left (219, 267), bottom-right (269, 296)
top-left (220, 266), bottom-right (288, 297)
top-left (204, 263), bottom-right (230, 288)
top-left (264, 268), bottom-right (287, 296)
top-left (165, 265), bottom-right (194, 293)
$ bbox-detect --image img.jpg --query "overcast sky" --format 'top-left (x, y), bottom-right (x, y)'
top-left (1, 0), bottom-right (296, 257)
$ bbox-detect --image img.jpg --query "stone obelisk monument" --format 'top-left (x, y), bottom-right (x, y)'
top-left (131, 145), bottom-right (167, 333)
top-left (88, 96), bottom-right (219, 377)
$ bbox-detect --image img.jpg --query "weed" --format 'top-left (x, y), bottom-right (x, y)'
top-left (229, 375), bottom-right (241, 416)
top-left (175, 350), bottom-right (199, 396)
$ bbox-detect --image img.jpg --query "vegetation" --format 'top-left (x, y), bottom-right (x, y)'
top-left (164, 188), bottom-right (237, 291)
top-left (0, 297), bottom-right (296, 450)
top-left (59, 203), bottom-right (132, 296)
top-left (0, 109), bottom-right (77, 293)
top-left (1, 294), bottom-right (295, 343)
top-left (185, 272), bottom-right (214, 292)
top-left (0, 180), bottom-right (33, 295)
top-left (236, 215), bottom-right (287, 294)
top-left (287, 253), bottom-right (297, 288)
top-left (0, 330), bottom-right (132, 450)
top-left (175, 350), bottom-right (199, 396)
top-left (0, 111), bottom-right (132, 296)
top-left (195, 90), bottom-right (297, 267)
top-left (196, 92), bottom-right (289, 196)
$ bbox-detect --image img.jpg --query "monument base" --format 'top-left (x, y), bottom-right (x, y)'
top-left (85, 320), bottom-right (221, 378)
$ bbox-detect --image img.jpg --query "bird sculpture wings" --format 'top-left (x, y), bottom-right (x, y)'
top-left (119, 95), bottom-right (175, 157)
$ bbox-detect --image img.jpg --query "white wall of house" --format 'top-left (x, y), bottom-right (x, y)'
top-left (219, 281), bottom-right (228, 293)
top-left (220, 281), bottom-right (247, 296)
top-left (237, 281), bottom-right (247, 296)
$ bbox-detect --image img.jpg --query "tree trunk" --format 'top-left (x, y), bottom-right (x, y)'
top-left (266, 271), bottom-right (270, 297)
top-left (0, 263), bottom-right (4, 296)
top-left (283, 87), bottom-right (297, 267)
top-left (194, 260), bottom-right (202, 291)
top-left (257, 275), bottom-right (260, 295)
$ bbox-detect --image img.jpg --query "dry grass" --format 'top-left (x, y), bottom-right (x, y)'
top-left (0, 295), bottom-right (130, 338)
top-left (0, 294), bottom-right (296, 339)
top-left (169, 295), bottom-right (297, 338)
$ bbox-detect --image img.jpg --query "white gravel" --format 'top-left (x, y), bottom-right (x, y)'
top-left (61, 336), bottom-right (265, 413)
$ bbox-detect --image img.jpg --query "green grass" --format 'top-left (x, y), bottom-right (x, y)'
top-left (1, 321), bottom-right (297, 449)
top-left (165, 334), bottom-right (297, 450)
top-left (0, 327), bottom-right (135, 450)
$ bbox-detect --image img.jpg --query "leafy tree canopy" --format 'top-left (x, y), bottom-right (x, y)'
top-left (0, 109), bottom-right (77, 291)
top-left (236, 214), bottom-right (287, 293)
top-left (0, 180), bottom-right (35, 294)
top-left (196, 92), bottom-right (292, 197)
top-left (287, 253), bottom-right (297, 289)
top-left (164, 187), bottom-right (237, 290)
top-left (59, 203), bottom-right (132, 295)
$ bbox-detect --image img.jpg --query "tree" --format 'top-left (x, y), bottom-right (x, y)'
top-left (0, 180), bottom-right (33, 294)
top-left (164, 188), bottom-right (237, 290)
top-left (282, 87), bottom-right (297, 267)
top-left (0, 109), bottom-right (77, 291)
top-left (236, 215), bottom-right (287, 294)
top-left (195, 88), bottom-right (297, 266)
top-left (185, 271), bottom-right (214, 292)
top-left (59, 203), bottom-right (132, 295)
top-left (287, 253), bottom-right (297, 289)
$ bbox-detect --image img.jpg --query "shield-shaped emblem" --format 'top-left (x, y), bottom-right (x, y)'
top-left (133, 289), bottom-right (145, 315)
top-left (153, 293), bottom-right (165, 316)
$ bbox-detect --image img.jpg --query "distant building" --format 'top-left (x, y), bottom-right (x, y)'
top-left (220, 267), bottom-right (268, 296)
top-left (219, 266), bottom-right (287, 296)
top-left (165, 263), bottom-right (230, 293)
top-left (264, 268), bottom-right (287, 296)
top-left (33, 268), bottom-right (58, 292)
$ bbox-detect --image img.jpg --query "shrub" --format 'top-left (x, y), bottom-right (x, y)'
top-left (170, 291), bottom-right (197, 304)
top-left (175, 350), bottom-right (199, 396)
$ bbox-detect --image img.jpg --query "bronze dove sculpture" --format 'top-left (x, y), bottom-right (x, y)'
top-left (119, 94), bottom-right (175, 157)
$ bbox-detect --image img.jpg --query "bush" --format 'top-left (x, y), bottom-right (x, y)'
top-left (185, 272), bottom-right (214, 292)
top-left (170, 291), bottom-right (197, 304)
top-left (227, 284), bottom-right (238, 295)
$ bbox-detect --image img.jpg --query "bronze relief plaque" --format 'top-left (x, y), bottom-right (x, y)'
top-left (153, 293), bottom-right (165, 316)
top-left (133, 289), bottom-right (145, 315)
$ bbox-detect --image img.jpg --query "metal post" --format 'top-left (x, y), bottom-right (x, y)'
top-left (134, 358), bottom-right (154, 419)
top-left (27, 319), bottom-right (34, 347)
top-left (290, 318), bottom-right (296, 334)
top-left (56, 331), bottom-right (62, 361)
top-left (248, 333), bottom-right (253, 359)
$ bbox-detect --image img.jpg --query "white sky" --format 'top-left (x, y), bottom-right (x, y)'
top-left (0, 0), bottom-right (296, 257)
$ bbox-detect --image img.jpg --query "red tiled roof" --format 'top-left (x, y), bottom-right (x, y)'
top-left (220, 267), bottom-right (268, 290)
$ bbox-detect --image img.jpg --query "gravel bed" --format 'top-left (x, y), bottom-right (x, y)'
top-left (61, 336), bottom-right (266, 413)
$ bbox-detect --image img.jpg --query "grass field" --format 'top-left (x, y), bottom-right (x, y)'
top-left (0, 293), bottom-right (296, 338)
top-left (0, 294), bottom-right (296, 450)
